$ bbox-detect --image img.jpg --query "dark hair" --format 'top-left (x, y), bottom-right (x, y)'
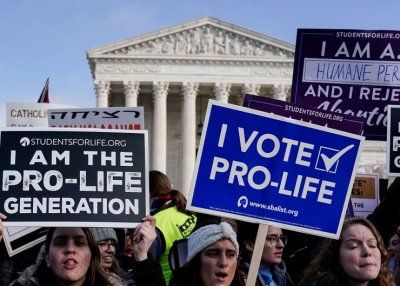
top-left (150, 170), bottom-right (172, 197)
top-left (299, 217), bottom-right (394, 286)
top-left (237, 222), bottom-right (258, 263)
top-left (172, 246), bottom-right (245, 286)
top-left (41, 227), bottom-right (110, 286)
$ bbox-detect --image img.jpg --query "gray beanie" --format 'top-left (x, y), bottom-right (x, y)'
top-left (187, 222), bottom-right (239, 262)
top-left (89, 227), bottom-right (118, 243)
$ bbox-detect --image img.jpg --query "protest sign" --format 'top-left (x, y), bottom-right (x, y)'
top-left (351, 173), bottom-right (379, 217)
top-left (2, 226), bottom-right (48, 256)
top-left (243, 94), bottom-right (364, 135)
top-left (0, 128), bottom-right (148, 228)
top-left (5, 103), bottom-right (72, 256)
top-left (187, 100), bottom-right (364, 239)
top-left (6, 102), bottom-right (74, 127)
top-left (388, 105), bottom-right (400, 175)
top-left (291, 29), bottom-right (400, 140)
top-left (48, 107), bottom-right (144, 130)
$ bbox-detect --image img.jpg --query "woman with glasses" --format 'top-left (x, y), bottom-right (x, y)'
top-left (89, 227), bottom-right (124, 285)
top-left (237, 222), bottom-right (295, 286)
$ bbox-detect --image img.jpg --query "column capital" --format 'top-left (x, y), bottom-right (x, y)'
top-left (123, 81), bottom-right (140, 95)
top-left (242, 83), bottom-right (261, 95)
top-left (123, 81), bottom-right (140, 107)
top-left (153, 81), bottom-right (169, 99)
top-left (214, 82), bottom-right (231, 102)
top-left (182, 82), bottom-right (199, 99)
top-left (94, 80), bottom-right (111, 95)
top-left (273, 84), bottom-right (290, 101)
top-left (94, 80), bottom-right (110, 107)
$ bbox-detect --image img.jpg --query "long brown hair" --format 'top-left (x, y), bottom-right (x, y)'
top-left (150, 170), bottom-right (172, 197)
top-left (299, 217), bottom-right (394, 286)
top-left (42, 227), bottom-right (110, 286)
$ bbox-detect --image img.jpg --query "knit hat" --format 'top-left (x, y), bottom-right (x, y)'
top-left (187, 222), bottom-right (239, 262)
top-left (89, 227), bottom-right (118, 243)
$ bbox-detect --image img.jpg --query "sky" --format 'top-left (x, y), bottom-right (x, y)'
top-left (1, 0), bottom-right (400, 127)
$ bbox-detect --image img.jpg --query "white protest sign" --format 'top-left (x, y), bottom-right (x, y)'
top-left (6, 102), bottom-right (74, 127)
top-left (48, 106), bottom-right (144, 130)
top-left (351, 173), bottom-right (380, 217)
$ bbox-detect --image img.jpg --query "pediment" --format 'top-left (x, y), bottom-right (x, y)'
top-left (87, 17), bottom-right (294, 60)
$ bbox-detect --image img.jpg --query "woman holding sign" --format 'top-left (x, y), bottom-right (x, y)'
top-left (9, 227), bottom-right (112, 286)
top-left (0, 213), bottom-right (164, 286)
top-left (299, 217), bottom-right (394, 286)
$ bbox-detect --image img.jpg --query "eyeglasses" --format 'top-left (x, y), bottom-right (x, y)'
top-left (266, 234), bottom-right (288, 246)
top-left (98, 240), bottom-right (117, 251)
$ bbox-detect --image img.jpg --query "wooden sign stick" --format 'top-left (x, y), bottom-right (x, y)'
top-left (245, 224), bottom-right (269, 286)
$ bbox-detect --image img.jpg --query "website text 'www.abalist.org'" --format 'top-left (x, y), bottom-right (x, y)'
top-left (249, 201), bottom-right (299, 217)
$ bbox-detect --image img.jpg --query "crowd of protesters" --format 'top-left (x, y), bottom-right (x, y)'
top-left (1, 173), bottom-right (400, 286)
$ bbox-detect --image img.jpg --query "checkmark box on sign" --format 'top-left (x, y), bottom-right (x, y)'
top-left (315, 144), bottom-right (354, 173)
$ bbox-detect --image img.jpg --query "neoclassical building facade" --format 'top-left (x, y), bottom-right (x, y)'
top-left (87, 17), bottom-right (386, 196)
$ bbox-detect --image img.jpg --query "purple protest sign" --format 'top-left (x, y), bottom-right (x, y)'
top-left (291, 29), bottom-right (400, 140)
top-left (243, 94), bottom-right (364, 135)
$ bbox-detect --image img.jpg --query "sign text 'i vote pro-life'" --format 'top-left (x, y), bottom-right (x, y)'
top-left (0, 128), bottom-right (149, 228)
top-left (187, 101), bottom-right (364, 239)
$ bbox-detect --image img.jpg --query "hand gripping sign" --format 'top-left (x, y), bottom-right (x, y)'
top-left (187, 100), bottom-right (364, 239)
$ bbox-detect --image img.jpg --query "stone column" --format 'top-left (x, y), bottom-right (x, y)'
top-left (180, 82), bottom-right (199, 197)
top-left (242, 83), bottom-right (261, 95)
top-left (152, 81), bottom-right (169, 173)
top-left (273, 84), bottom-right (289, 101)
top-left (123, 81), bottom-right (140, 107)
top-left (94, 80), bottom-right (110, 107)
top-left (214, 82), bottom-right (231, 103)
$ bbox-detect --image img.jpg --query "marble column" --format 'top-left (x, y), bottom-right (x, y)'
top-left (152, 81), bottom-right (169, 173)
top-left (214, 82), bottom-right (231, 103)
top-left (273, 84), bottom-right (289, 101)
top-left (123, 81), bottom-right (140, 107)
top-left (94, 80), bottom-right (110, 107)
top-left (180, 82), bottom-right (199, 197)
top-left (242, 83), bottom-right (261, 95)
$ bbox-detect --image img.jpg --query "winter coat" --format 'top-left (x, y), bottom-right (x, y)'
top-left (239, 260), bottom-right (295, 286)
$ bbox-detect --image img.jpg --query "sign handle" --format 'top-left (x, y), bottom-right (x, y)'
top-left (245, 224), bottom-right (269, 286)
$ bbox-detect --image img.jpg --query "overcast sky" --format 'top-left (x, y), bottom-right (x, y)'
top-left (1, 0), bottom-right (400, 126)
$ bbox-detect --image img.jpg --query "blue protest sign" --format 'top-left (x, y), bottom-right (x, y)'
top-left (187, 101), bottom-right (364, 239)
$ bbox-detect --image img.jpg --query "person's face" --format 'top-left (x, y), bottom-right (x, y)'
top-left (97, 239), bottom-right (117, 270)
top-left (261, 226), bottom-right (285, 267)
top-left (339, 224), bottom-right (381, 283)
top-left (124, 233), bottom-right (133, 251)
top-left (45, 228), bottom-right (91, 286)
top-left (388, 234), bottom-right (400, 261)
top-left (200, 239), bottom-right (238, 286)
